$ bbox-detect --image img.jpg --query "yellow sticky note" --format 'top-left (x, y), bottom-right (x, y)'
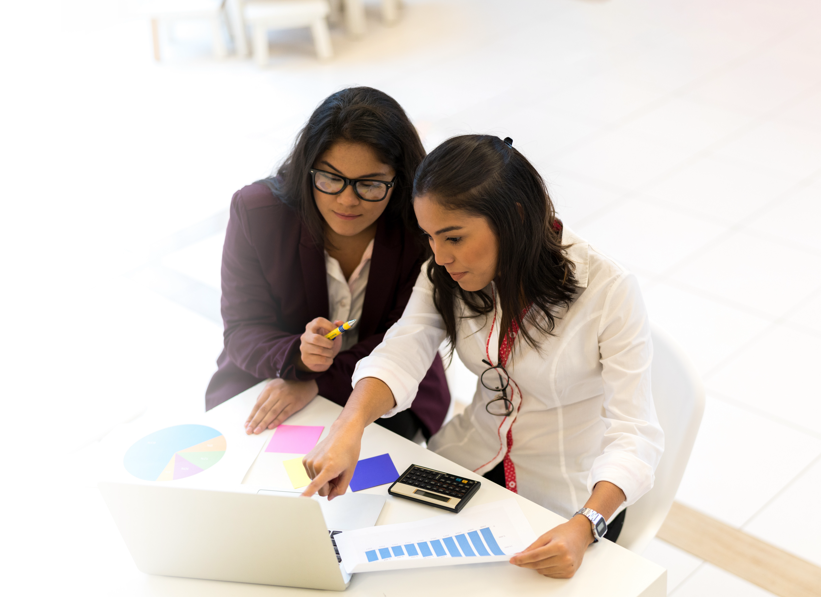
top-left (283, 456), bottom-right (311, 489)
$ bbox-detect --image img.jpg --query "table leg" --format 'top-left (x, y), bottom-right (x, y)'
top-left (151, 18), bottom-right (160, 61)
top-left (343, 0), bottom-right (366, 37)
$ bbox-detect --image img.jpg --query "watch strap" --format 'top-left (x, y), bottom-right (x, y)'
top-left (575, 507), bottom-right (608, 542)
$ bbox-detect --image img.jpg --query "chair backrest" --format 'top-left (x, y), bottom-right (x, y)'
top-left (615, 323), bottom-right (705, 553)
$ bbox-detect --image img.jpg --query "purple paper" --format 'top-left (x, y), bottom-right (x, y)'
top-left (265, 425), bottom-right (324, 454)
top-left (350, 453), bottom-right (399, 492)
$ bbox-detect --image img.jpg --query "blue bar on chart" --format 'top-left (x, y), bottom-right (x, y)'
top-left (417, 542), bottom-right (433, 557)
top-left (442, 537), bottom-right (462, 557)
top-left (391, 546), bottom-right (404, 557)
top-left (455, 534), bottom-right (476, 556)
top-left (366, 550), bottom-right (379, 562)
top-left (480, 528), bottom-right (505, 556)
top-left (430, 539), bottom-right (447, 557)
top-left (404, 544), bottom-right (419, 556)
top-left (468, 531), bottom-right (490, 556)
top-left (379, 547), bottom-right (392, 559)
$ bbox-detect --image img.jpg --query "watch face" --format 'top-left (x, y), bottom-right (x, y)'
top-left (595, 518), bottom-right (607, 536)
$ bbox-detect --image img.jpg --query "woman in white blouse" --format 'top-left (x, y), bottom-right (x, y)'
top-left (302, 135), bottom-right (664, 579)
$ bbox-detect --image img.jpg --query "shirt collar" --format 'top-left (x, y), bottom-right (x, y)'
top-left (325, 238), bottom-right (375, 288)
top-left (561, 226), bottom-right (589, 289)
top-left (348, 239), bottom-right (374, 286)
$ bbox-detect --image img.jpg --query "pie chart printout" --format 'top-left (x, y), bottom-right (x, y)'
top-left (124, 425), bottom-right (226, 481)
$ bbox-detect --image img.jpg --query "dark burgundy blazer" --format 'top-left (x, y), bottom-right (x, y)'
top-left (205, 182), bottom-right (450, 436)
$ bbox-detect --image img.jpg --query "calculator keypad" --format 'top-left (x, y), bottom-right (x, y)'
top-left (401, 468), bottom-right (476, 498)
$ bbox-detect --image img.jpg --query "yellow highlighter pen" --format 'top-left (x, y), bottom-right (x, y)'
top-left (325, 319), bottom-right (357, 341)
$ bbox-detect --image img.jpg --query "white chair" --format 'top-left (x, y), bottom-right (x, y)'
top-left (229, 0), bottom-right (333, 66)
top-left (138, 0), bottom-right (231, 61)
top-left (327, 0), bottom-right (400, 37)
top-left (615, 323), bottom-right (705, 553)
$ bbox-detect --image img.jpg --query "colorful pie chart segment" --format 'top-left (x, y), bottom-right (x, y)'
top-left (124, 424), bottom-right (226, 481)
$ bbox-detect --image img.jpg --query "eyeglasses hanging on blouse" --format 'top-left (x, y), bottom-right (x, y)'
top-left (480, 359), bottom-right (515, 416)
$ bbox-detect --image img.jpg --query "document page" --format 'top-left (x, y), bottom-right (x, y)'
top-left (335, 499), bottom-right (537, 573)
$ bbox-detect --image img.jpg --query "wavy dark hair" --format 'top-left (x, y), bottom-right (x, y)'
top-left (413, 135), bottom-right (578, 353)
top-left (259, 87), bottom-right (425, 248)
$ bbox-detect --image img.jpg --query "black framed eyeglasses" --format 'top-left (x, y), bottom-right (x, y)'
top-left (309, 168), bottom-right (396, 202)
top-left (480, 359), bottom-right (514, 417)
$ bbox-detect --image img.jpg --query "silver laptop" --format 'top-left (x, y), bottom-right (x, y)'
top-left (99, 482), bottom-right (386, 591)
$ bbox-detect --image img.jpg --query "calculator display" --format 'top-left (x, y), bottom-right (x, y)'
top-left (413, 489), bottom-right (450, 503)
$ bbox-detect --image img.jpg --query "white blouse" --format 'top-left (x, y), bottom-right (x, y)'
top-left (324, 239), bottom-right (374, 352)
top-left (352, 228), bottom-right (664, 519)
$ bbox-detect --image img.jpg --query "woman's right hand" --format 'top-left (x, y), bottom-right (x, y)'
top-left (297, 317), bottom-right (344, 373)
top-left (301, 419), bottom-right (364, 499)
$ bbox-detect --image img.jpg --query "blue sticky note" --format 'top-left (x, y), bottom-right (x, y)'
top-left (349, 453), bottom-right (400, 492)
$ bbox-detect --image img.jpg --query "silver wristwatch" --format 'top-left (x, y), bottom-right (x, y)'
top-left (575, 507), bottom-right (608, 542)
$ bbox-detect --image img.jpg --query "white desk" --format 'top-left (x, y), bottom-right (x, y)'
top-left (94, 383), bottom-right (665, 596)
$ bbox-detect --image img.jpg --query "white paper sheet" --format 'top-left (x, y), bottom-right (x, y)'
top-left (98, 399), bottom-right (268, 490)
top-left (335, 499), bottom-right (537, 574)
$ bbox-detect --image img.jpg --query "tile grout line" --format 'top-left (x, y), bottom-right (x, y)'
top-left (649, 169), bottom-right (821, 283)
top-left (739, 456), bottom-right (822, 530)
top-left (667, 560), bottom-right (707, 596)
top-left (531, 16), bottom-right (806, 166)
top-left (706, 390), bottom-right (822, 441)
top-left (699, 284), bottom-right (823, 381)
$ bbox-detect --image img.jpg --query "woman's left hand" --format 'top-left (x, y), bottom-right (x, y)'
top-left (245, 379), bottom-right (319, 434)
top-left (509, 515), bottom-right (593, 579)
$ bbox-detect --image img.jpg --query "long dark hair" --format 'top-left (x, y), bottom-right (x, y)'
top-left (260, 87), bottom-right (425, 247)
top-left (413, 135), bottom-right (578, 353)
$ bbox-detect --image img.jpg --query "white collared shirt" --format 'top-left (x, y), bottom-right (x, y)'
top-left (325, 239), bottom-right (374, 352)
top-left (353, 228), bottom-right (664, 519)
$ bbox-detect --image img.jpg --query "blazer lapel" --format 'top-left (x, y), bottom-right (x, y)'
top-left (299, 222), bottom-right (329, 320)
top-left (360, 216), bottom-right (401, 337)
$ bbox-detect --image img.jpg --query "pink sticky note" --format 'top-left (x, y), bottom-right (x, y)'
top-left (265, 425), bottom-right (324, 454)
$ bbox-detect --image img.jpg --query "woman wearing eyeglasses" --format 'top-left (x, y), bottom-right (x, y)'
top-left (204, 87), bottom-right (450, 442)
top-left (302, 135), bottom-right (664, 579)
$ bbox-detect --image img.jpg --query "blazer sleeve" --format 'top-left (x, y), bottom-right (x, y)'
top-left (306, 250), bottom-right (427, 407)
top-left (220, 191), bottom-right (303, 380)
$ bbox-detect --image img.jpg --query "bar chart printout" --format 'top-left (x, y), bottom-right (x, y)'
top-left (335, 499), bottom-right (536, 574)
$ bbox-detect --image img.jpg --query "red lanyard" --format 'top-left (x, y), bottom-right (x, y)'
top-left (480, 288), bottom-right (530, 493)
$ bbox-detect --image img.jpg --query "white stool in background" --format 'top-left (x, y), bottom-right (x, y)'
top-left (327, 0), bottom-right (400, 37)
top-left (139, 0), bottom-right (230, 61)
top-left (230, 0), bottom-right (333, 66)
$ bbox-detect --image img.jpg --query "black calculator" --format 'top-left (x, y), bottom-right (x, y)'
top-left (388, 464), bottom-right (481, 513)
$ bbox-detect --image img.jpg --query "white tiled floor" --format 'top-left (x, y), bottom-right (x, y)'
top-left (743, 458), bottom-right (821, 565)
top-left (641, 539), bottom-right (703, 595)
top-left (19, 0), bottom-right (819, 595)
top-left (670, 563), bottom-right (779, 597)
top-left (675, 395), bottom-right (819, 528)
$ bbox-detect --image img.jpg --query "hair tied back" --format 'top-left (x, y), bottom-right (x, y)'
top-left (503, 137), bottom-right (513, 147)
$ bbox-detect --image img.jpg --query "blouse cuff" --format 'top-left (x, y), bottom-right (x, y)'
top-left (587, 451), bottom-right (655, 507)
top-left (352, 356), bottom-right (420, 418)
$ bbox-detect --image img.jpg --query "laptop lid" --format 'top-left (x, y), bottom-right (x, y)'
top-left (99, 482), bottom-right (349, 591)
